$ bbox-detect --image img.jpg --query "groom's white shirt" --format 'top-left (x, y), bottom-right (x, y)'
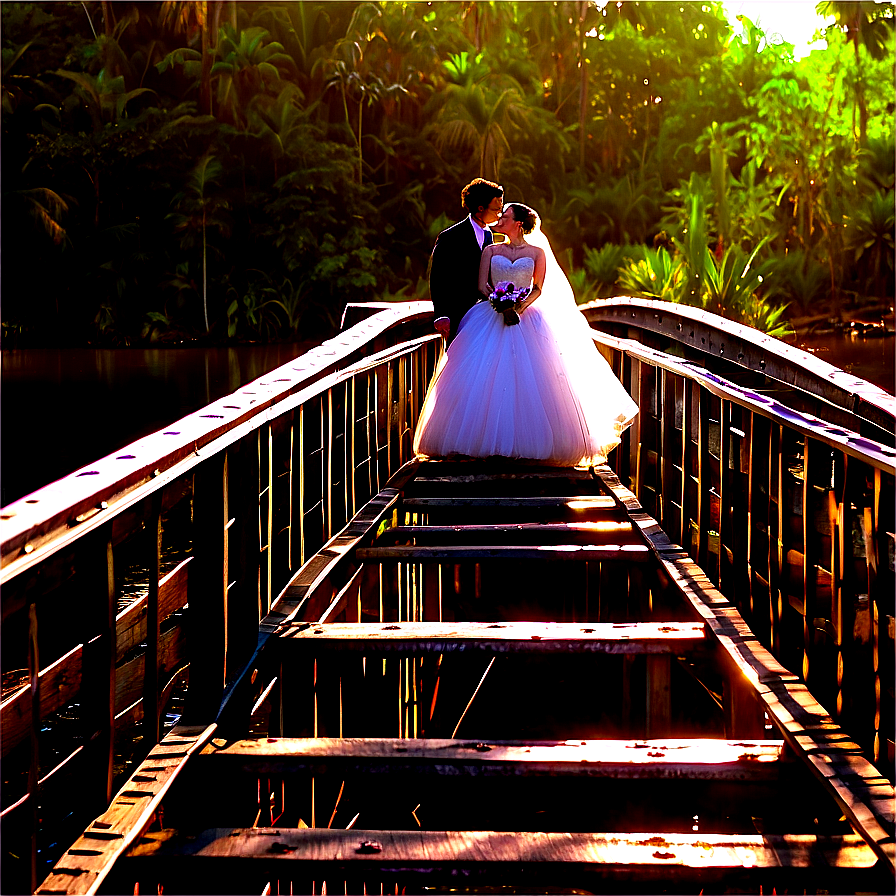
top-left (434, 215), bottom-right (490, 329)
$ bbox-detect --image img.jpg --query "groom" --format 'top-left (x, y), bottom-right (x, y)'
top-left (430, 178), bottom-right (504, 344)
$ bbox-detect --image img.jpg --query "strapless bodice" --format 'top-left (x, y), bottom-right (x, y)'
top-left (490, 254), bottom-right (535, 290)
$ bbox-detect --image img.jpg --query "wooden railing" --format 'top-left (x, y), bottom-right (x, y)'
top-left (583, 296), bottom-right (895, 445)
top-left (0, 303), bottom-right (440, 893)
top-left (591, 321), bottom-right (896, 781)
top-left (3, 296), bottom-right (894, 892)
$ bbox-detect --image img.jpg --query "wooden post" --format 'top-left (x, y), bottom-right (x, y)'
top-left (768, 423), bottom-right (783, 657)
top-left (717, 398), bottom-right (731, 592)
top-left (143, 491), bottom-right (162, 747)
top-left (185, 452), bottom-right (228, 722)
top-left (27, 601), bottom-right (40, 894)
top-left (723, 667), bottom-right (766, 739)
top-left (680, 378), bottom-right (694, 555)
top-left (696, 387), bottom-right (711, 572)
top-left (80, 528), bottom-right (115, 812)
top-left (628, 357), bottom-right (642, 497)
top-left (260, 422), bottom-right (273, 614)
top-left (660, 368), bottom-right (678, 540)
top-left (645, 654), bottom-right (671, 738)
top-left (229, 438), bottom-right (262, 683)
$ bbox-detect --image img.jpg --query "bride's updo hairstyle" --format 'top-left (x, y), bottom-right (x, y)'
top-left (506, 203), bottom-right (539, 235)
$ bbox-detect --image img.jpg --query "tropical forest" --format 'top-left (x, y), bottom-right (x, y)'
top-left (2, 0), bottom-right (894, 348)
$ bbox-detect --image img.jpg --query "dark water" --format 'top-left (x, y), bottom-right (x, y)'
top-left (794, 332), bottom-right (895, 394)
top-left (1, 342), bottom-right (314, 506)
top-left (1, 334), bottom-right (892, 507)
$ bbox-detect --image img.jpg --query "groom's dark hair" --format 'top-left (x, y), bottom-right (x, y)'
top-left (461, 178), bottom-right (503, 214)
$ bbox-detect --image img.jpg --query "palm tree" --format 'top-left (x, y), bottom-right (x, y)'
top-left (816, 1), bottom-right (895, 143)
top-left (425, 54), bottom-right (532, 182)
top-left (167, 153), bottom-right (231, 333)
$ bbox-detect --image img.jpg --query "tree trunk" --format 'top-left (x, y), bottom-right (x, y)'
top-left (578, 0), bottom-right (588, 170)
top-left (200, 1), bottom-right (212, 116)
top-left (202, 211), bottom-right (209, 332)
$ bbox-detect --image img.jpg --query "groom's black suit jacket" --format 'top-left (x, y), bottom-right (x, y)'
top-left (429, 216), bottom-right (492, 342)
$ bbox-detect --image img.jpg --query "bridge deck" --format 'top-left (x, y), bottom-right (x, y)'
top-left (37, 459), bottom-right (894, 895)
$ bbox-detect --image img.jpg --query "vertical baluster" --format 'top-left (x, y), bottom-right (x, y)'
top-left (76, 526), bottom-right (116, 839)
top-left (326, 388), bottom-right (334, 541)
top-left (748, 414), bottom-right (770, 640)
top-left (696, 388), bottom-right (710, 571)
top-left (143, 492), bottom-right (162, 747)
top-left (680, 378), bottom-right (692, 553)
top-left (398, 355), bottom-right (408, 468)
top-left (260, 423), bottom-right (273, 615)
top-left (343, 379), bottom-right (351, 525)
top-left (27, 601), bottom-right (40, 894)
top-left (768, 424), bottom-right (782, 656)
top-left (230, 437), bottom-right (262, 682)
top-left (718, 399), bottom-right (731, 594)
top-left (299, 404), bottom-right (307, 567)
top-left (288, 410), bottom-right (296, 573)
top-left (628, 357), bottom-right (642, 496)
top-left (660, 368), bottom-right (676, 539)
top-left (350, 372), bottom-right (358, 518)
top-left (186, 452), bottom-right (228, 721)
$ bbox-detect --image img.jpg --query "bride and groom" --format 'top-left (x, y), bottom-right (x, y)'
top-left (414, 178), bottom-right (637, 467)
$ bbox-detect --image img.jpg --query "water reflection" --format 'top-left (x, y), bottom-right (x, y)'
top-left (1, 342), bottom-right (313, 505)
top-left (1, 333), bottom-right (892, 506)
top-left (794, 332), bottom-right (895, 394)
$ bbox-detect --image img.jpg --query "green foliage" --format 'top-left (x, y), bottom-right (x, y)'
top-left (618, 247), bottom-right (685, 303)
top-left (1, 0), bottom-right (892, 347)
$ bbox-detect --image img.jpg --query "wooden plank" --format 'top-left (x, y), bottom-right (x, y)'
top-left (277, 621), bottom-right (706, 656)
top-left (378, 522), bottom-right (637, 542)
top-left (401, 495), bottom-right (617, 509)
top-left (411, 465), bottom-right (596, 483)
top-left (123, 827), bottom-right (877, 875)
top-left (215, 466), bottom-right (422, 735)
top-left (1, 562), bottom-right (191, 759)
top-left (197, 736), bottom-right (786, 781)
top-left (35, 724), bottom-right (217, 896)
top-left (357, 544), bottom-right (651, 562)
top-left (591, 465), bottom-right (895, 874)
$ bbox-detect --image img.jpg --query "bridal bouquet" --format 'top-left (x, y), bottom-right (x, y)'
top-left (489, 281), bottom-right (530, 326)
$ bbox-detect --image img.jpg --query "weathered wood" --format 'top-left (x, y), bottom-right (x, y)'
top-left (197, 736), bottom-right (786, 781)
top-left (357, 543), bottom-right (651, 562)
top-left (143, 494), bottom-right (162, 746)
top-left (79, 530), bottom-right (116, 814)
top-left (1, 307), bottom-right (437, 584)
top-left (375, 521), bottom-right (638, 546)
top-left (36, 724), bottom-right (217, 896)
top-left (277, 621), bottom-right (706, 656)
top-left (184, 454), bottom-right (228, 723)
top-left (215, 465), bottom-right (422, 736)
top-left (401, 495), bottom-right (617, 509)
top-left (123, 826), bottom-right (878, 875)
top-left (593, 465), bottom-right (895, 873)
top-left (1, 561), bottom-right (191, 758)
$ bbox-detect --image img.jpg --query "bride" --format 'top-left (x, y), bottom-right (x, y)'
top-left (413, 203), bottom-right (637, 466)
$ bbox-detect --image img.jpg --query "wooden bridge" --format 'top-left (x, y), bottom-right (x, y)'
top-left (1, 299), bottom-right (893, 894)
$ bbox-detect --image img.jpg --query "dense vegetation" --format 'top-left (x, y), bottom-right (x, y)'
top-left (2, 0), bottom-right (893, 346)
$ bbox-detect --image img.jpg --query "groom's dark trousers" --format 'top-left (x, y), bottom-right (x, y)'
top-left (429, 216), bottom-right (492, 343)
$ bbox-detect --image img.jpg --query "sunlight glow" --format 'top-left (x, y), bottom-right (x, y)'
top-left (726, 1), bottom-right (833, 59)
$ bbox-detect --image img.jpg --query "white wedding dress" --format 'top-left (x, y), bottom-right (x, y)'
top-left (413, 228), bottom-right (638, 466)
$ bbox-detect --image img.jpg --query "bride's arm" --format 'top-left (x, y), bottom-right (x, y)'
top-left (478, 245), bottom-right (496, 298)
top-left (517, 249), bottom-right (546, 312)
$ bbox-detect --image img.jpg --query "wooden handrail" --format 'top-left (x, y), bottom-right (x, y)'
top-left (0, 303), bottom-right (434, 575)
top-left (591, 319), bottom-right (895, 780)
top-left (583, 296), bottom-right (895, 438)
top-left (0, 302), bottom-right (441, 893)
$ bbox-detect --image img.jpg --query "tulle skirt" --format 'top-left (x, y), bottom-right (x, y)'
top-left (413, 301), bottom-right (638, 466)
